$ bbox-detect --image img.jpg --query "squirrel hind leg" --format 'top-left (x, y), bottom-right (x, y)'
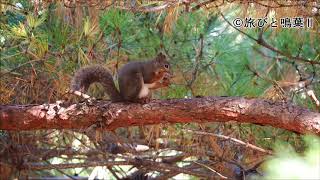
top-left (119, 72), bottom-right (143, 102)
top-left (129, 97), bottom-right (151, 104)
top-left (144, 92), bottom-right (152, 103)
top-left (135, 93), bottom-right (152, 104)
top-left (136, 91), bottom-right (152, 104)
top-left (121, 92), bottom-right (151, 104)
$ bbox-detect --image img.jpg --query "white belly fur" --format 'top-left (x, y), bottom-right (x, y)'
top-left (138, 83), bottom-right (156, 98)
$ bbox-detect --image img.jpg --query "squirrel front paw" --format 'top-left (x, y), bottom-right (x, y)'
top-left (161, 73), bottom-right (172, 86)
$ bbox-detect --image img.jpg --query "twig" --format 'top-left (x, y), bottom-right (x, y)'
top-left (307, 89), bottom-right (320, 107)
top-left (253, 0), bottom-right (317, 8)
top-left (43, 160), bottom-right (78, 180)
top-left (245, 64), bottom-right (287, 100)
top-left (115, 3), bottom-right (170, 12)
top-left (193, 161), bottom-right (228, 179)
top-left (184, 129), bottom-right (273, 155)
top-left (22, 161), bottom-right (132, 170)
top-left (187, 34), bottom-right (205, 93)
top-left (22, 157), bottom-right (214, 178)
top-left (216, 7), bottom-right (320, 65)
top-left (191, 0), bottom-right (225, 11)
top-left (0, 59), bottom-right (43, 77)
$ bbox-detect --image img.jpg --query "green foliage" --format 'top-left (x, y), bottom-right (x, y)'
top-left (100, 9), bottom-right (161, 57)
top-left (264, 135), bottom-right (320, 179)
top-left (1, 6), bottom-right (319, 103)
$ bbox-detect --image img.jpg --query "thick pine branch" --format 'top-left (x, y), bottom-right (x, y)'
top-left (0, 97), bottom-right (319, 134)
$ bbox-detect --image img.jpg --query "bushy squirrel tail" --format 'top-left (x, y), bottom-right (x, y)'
top-left (71, 65), bottom-right (122, 102)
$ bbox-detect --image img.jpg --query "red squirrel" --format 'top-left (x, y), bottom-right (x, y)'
top-left (70, 53), bottom-right (172, 103)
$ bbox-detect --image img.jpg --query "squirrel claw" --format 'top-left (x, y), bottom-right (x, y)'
top-left (137, 97), bottom-right (151, 104)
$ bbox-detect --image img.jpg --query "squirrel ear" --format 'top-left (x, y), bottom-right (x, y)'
top-left (156, 52), bottom-right (166, 62)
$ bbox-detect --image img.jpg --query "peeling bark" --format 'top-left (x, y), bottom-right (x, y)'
top-left (0, 97), bottom-right (319, 134)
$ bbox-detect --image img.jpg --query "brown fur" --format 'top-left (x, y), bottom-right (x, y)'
top-left (71, 53), bottom-right (171, 103)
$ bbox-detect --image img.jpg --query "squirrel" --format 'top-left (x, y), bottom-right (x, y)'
top-left (70, 53), bottom-right (172, 103)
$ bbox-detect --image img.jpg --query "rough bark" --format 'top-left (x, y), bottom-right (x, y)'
top-left (0, 97), bottom-right (319, 134)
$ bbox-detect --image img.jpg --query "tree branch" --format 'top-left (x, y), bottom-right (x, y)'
top-left (22, 158), bottom-right (216, 178)
top-left (0, 97), bottom-right (319, 134)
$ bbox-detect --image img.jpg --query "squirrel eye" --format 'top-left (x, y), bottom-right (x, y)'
top-left (164, 64), bottom-right (169, 69)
